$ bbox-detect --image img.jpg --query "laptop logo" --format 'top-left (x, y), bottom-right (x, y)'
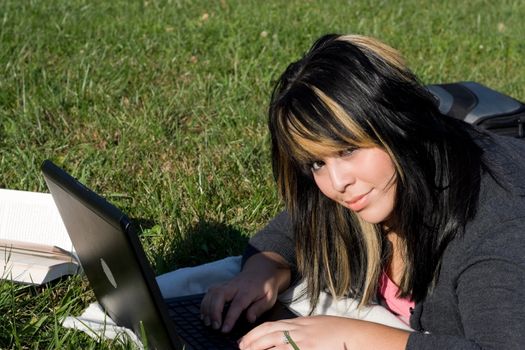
top-left (100, 258), bottom-right (118, 288)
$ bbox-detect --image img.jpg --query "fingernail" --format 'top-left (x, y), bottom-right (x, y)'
top-left (221, 323), bottom-right (231, 333)
top-left (204, 316), bottom-right (211, 327)
top-left (212, 321), bottom-right (221, 330)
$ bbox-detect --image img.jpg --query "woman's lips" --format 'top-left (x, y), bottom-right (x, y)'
top-left (345, 189), bottom-right (372, 211)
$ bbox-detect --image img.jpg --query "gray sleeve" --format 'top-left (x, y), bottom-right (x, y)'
top-left (407, 333), bottom-right (480, 350)
top-left (407, 220), bottom-right (525, 349)
top-left (241, 211), bottom-right (296, 270)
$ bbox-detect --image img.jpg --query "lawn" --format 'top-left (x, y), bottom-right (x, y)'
top-left (1, 0), bottom-right (524, 348)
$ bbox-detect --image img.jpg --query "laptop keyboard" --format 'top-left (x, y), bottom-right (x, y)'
top-left (165, 295), bottom-right (240, 350)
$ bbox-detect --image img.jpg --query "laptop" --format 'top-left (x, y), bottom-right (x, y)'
top-left (41, 160), bottom-right (297, 349)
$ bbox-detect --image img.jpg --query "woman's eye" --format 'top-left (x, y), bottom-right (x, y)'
top-left (339, 148), bottom-right (357, 157)
top-left (311, 160), bottom-right (324, 171)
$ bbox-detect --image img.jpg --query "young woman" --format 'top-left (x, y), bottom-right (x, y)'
top-left (199, 34), bottom-right (525, 349)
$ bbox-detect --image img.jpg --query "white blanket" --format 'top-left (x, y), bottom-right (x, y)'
top-left (62, 256), bottom-right (412, 347)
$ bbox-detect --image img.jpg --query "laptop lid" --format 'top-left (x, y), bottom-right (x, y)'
top-left (41, 160), bottom-right (183, 349)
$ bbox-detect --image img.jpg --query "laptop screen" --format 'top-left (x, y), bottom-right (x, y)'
top-left (41, 160), bottom-right (182, 349)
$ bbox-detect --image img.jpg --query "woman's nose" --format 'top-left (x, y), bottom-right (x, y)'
top-left (327, 161), bottom-right (355, 192)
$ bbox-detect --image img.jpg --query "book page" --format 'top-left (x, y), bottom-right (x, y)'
top-left (1, 247), bottom-right (79, 284)
top-left (0, 188), bottom-right (73, 252)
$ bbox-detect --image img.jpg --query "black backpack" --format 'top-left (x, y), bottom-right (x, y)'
top-left (427, 81), bottom-right (525, 138)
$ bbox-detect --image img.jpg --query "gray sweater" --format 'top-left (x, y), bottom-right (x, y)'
top-left (243, 134), bottom-right (525, 349)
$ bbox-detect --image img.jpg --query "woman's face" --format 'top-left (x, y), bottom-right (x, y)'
top-left (311, 146), bottom-right (397, 224)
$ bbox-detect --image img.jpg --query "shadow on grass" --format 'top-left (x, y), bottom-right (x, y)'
top-left (133, 218), bottom-right (249, 275)
top-left (132, 217), bottom-right (157, 233)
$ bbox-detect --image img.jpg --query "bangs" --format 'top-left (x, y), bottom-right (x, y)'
top-left (274, 85), bottom-right (376, 167)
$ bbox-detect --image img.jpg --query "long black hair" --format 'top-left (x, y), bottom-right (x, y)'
top-left (269, 34), bottom-right (489, 306)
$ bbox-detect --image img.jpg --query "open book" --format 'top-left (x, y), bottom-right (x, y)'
top-left (0, 188), bottom-right (79, 285)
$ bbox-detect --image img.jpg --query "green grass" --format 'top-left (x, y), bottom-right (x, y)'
top-left (1, 0), bottom-right (524, 348)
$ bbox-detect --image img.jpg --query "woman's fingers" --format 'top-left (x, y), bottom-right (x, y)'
top-left (221, 291), bottom-right (256, 332)
top-left (242, 329), bottom-right (295, 350)
top-left (200, 284), bottom-right (236, 329)
top-left (199, 290), bottom-right (213, 326)
top-left (201, 282), bottom-right (276, 332)
top-left (200, 253), bottom-right (290, 333)
top-left (245, 293), bottom-right (273, 323)
top-left (238, 320), bottom-right (301, 350)
top-left (222, 289), bottom-right (272, 332)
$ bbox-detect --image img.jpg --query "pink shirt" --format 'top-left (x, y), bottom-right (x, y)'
top-left (377, 272), bottom-right (415, 325)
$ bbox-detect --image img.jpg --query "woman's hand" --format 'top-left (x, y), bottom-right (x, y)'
top-left (200, 252), bottom-right (291, 333)
top-left (238, 315), bottom-right (410, 350)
